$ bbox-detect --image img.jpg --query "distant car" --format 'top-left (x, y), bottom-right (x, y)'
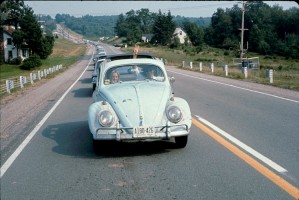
top-left (93, 52), bottom-right (106, 65)
top-left (96, 45), bottom-right (106, 54)
top-left (92, 59), bottom-right (105, 91)
top-left (88, 58), bottom-right (192, 153)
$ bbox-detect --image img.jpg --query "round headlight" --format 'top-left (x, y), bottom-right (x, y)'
top-left (167, 106), bottom-right (182, 123)
top-left (98, 110), bottom-right (114, 127)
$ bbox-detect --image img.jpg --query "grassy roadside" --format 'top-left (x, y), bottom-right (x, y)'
top-left (123, 45), bottom-right (299, 91)
top-left (0, 38), bottom-right (86, 80)
top-left (0, 37), bottom-right (86, 97)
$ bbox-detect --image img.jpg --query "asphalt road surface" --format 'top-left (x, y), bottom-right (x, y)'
top-left (1, 43), bottom-right (298, 200)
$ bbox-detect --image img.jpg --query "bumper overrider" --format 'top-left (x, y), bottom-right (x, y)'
top-left (92, 122), bottom-right (190, 141)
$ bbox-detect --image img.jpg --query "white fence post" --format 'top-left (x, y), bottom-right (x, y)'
top-left (30, 73), bottom-right (36, 84)
top-left (6, 80), bottom-right (14, 93)
top-left (30, 73), bottom-right (34, 84)
top-left (38, 71), bottom-right (41, 80)
top-left (199, 62), bottom-right (202, 71)
top-left (182, 61), bottom-right (185, 68)
top-left (210, 63), bottom-right (214, 73)
top-left (20, 76), bottom-right (27, 88)
top-left (242, 67), bottom-right (248, 78)
top-left (268, 69), bottom-right (273, 83)
top-left (224, 65), bottom-right (228, 76)
top-left (190, 61), bottom-right (193, 69)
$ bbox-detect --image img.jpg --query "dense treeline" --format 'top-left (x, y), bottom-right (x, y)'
top-left (1, 0), bottom-right (55, 63)
top-left (114, 2), bottom-right (298, 58)
top-left (115, 9), bottom-right (178, 45)
top-left (53, 12), bottom-right (209, 40)
top-left (2, 0), bottom-right (298, 60)
top-left (55, 14), bottom-right (118, 37)
top-left (205, 1), bottom-right (299, 58)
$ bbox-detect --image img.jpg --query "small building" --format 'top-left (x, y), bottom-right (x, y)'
top-left (1, 26), bottom-right (29, 63)
top-left (141, 34), bottom-right (154, 43)
top-left (173, 27), bottom-right (189, 44)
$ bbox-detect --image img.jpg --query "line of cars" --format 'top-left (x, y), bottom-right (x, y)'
top-left (88, 46), bottom-right (192, 153)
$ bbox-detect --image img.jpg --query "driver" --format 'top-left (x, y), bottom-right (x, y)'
top-left (110, 70), bottom-right (120, 83)
top-left (147, 70), bottom-right (155, 79)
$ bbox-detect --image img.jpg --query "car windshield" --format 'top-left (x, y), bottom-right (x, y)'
top-left (104, 64), bottom-right (165, 85)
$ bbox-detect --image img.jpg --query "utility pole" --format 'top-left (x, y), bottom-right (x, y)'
top-left (239, 1), bottom-right (248, 60)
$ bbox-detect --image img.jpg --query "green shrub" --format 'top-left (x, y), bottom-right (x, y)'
top-left (20, 55), bottom-right (42, 70)
top-left (10, 56), bottom-right (22, 65)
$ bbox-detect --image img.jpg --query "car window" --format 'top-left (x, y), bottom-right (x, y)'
top-left (103, 64), bottom-right (165, 85)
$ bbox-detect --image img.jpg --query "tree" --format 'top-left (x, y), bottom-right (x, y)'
top-left (136, 8), bottom-right (154, 34)
top-left (125, 10), bottom-right (142, 43)
top-left (0, 0), bottom-right (25, 28)
top-left (11, 29), bottom-right (24, 57)
top-left (115, 14), bottom-right (127, 37)
top-left (152, 10), bottom-right (176, 46)
top-left (210, 8), bottom-right (233, 47)
top-left (183, 21), bottom-right (204, 47)
top-left (19, 6), bottom-right (43, 56)
top-left (38, 33), bottom-right (55, 59)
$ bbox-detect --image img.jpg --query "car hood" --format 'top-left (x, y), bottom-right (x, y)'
top-left (102, 82), bottom-right (171, 127)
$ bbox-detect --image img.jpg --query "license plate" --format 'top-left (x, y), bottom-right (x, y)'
top-left (133, 126), bottom-right (156, 138)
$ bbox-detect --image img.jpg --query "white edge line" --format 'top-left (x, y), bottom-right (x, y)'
top-left (194, 115), bottom-right (288, 173)
top-left (168, 69), bottom-right (299, 104)
top-left (0, 50), bottom-right (94, 178)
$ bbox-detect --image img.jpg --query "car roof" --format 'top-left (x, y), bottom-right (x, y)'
top-left (102, 58), bottom-right (164, 71)
top-left (105, 53), bottom-right (155, 61)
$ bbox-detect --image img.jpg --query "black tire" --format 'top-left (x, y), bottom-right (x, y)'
top-left (174, 136), bottom-right (188, 148)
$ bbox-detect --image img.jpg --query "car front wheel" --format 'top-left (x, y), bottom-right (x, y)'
top-left (174, 136), bottom-right (188, 148)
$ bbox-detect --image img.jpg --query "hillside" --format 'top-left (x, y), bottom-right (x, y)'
top-left (51, 14), bottom-right (210, 38)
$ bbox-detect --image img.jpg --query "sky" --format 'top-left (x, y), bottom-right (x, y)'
top-left (25, 1), bottom-right (298, 18)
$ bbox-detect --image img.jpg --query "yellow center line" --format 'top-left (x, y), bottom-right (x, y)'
top-left (192, 118), bottom-right (299, 200)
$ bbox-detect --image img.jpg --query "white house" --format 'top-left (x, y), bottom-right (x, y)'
top-left (141, 34), bottom-right (154, 43)
top-left (1, 26), bottom-right (29, 63)
top-left (173, 27), bottom-right (188, 44)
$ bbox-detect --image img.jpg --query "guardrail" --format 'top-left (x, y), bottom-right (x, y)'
top-left (0, 64), bottom-right (63, 95)
top-left (181, 60), bottom-right (275, 83)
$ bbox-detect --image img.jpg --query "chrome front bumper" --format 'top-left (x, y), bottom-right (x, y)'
top-left (93, 124), bottom-right (189, 141)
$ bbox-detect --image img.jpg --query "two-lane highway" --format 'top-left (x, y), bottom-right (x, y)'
top-left (1, 44), bottom-right (298, 200)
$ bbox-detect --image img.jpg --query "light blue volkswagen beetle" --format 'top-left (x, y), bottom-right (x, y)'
top-left (88, 58), bottom-right (191, 152)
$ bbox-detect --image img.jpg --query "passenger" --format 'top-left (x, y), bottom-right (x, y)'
top-left (147, 70), bottom-right (155, 79)
top-left (110, 70), bottom-right (119, 83)
top-left (133, 44), bottom-right (139, 59)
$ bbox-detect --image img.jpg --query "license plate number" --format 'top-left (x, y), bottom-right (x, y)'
top-left (133, 126), bottom-right (156, 138)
